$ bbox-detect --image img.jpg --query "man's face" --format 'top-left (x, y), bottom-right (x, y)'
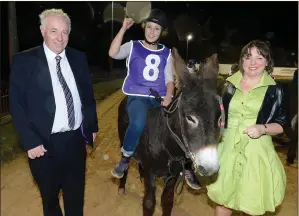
top-left (40, 15), bottom-right (69, 54)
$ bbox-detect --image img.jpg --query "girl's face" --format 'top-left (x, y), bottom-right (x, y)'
top-left (144, 22), bottom-right (162, 43)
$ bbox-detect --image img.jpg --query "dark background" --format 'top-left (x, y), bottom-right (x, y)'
top-left (1, 1), bottom-right (298, 83)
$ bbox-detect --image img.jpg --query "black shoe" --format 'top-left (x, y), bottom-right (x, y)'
top-left (111, 156), bottom-right (131, 178)
top-left (184, 169), bottom-right (201, 190)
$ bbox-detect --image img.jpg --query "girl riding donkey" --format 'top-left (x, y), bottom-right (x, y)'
top-left (109, 9), bottom-right (201, 190)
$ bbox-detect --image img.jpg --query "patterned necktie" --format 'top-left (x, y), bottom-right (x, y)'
top-left (55, 55), bottom-right (75, 129)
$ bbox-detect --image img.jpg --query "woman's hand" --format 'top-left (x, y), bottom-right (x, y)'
top-left (243, 124), bottom-right (265, 139)
top-left (122, 18), bottom-right (134, 31)
top-left (161, 96), bottom-right (172, 107)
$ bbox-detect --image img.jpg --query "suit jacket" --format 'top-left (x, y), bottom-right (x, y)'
top-left (9, 45), bottom-right (98, 151)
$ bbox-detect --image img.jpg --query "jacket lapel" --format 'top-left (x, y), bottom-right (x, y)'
top-left (35, 45), bottom-right (56, 117)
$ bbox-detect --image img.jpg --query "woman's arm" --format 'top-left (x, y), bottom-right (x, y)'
top-left (262, 123), bottom-right (283, 136)
top-left (108, 18), bottom-right (134, 59)
top-left (161, 53), bottom-right (175, 107)
top-left (243, 123), bottom-right (283, 138)
top-left (165, 81), bottom-right (175, 99)
top-left (244, 84), bottom-right (290, 138)
top-left (272, 84), bottom-right (291, 130)
top-left (109, 27), bottom-right (127, 58)
top-left (164, 54), bottom-right (175, 96)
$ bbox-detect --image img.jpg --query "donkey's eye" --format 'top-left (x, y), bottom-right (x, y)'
top-left (186, 115), bottom-right (198, 127)
top-left (186, 115), bottom-right (194, 122)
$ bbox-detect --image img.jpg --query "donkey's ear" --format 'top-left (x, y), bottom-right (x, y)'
top-left (200, 54), bottom-right (219, 80)
top-left (199, 54), bottom-right (219, 91)
top-left (171, 47), bottom-right (191, 85)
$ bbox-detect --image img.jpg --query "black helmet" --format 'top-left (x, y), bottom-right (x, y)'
top-left (144, 9), bottom-right (167, 29)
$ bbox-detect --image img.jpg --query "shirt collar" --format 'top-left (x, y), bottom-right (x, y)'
top-left (226, 71), bottom-right (276, 91)
top-left (43, 42), bottom-right (66, 62)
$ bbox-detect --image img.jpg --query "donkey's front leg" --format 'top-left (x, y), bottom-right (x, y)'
top-left (138, 163), bottom-right (145, 182)
top-left (118, 167), bottom-right (129, 194)
top-left (161, 175), bottom-right (178, 216)
top-left (143, 173), bottom-right (156, 216)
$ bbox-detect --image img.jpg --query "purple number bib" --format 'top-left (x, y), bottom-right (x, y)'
top-left (122, 40), bottom-right (170, 97)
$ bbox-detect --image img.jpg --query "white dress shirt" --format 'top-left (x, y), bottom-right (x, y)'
top-left (43, 43), bottom-right (82, 133)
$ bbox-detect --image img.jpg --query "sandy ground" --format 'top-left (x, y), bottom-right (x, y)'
top-left (1, 90), bottom-right (298, 216)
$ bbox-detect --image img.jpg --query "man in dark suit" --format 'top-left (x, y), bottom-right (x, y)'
top-left (9, 8), bottom-right (98, 216)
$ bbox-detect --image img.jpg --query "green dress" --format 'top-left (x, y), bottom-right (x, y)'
top-left (207, 72), bottom-right (286, 215)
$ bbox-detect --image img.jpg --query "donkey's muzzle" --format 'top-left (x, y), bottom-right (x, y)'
top-left (195, 145), bottom-right (219, 176)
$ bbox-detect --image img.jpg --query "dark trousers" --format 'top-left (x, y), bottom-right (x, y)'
top-left (286, 90), bottom-right (298, 163)
top-left (285, 119), bottom-right (298, 163)
top-left (29, 129), bottom-right (86, 216)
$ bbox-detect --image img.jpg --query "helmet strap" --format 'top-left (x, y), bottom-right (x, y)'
top-left (144, 37), bottom-right (159, 46)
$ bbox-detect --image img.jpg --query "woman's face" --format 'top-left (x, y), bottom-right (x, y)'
top-left (242, 46), bottom-right (267, 78)
top-left (144, 22), bottom-right (162, 43)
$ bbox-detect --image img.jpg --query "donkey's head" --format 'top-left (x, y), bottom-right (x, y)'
top-left (172, 48), bottom-right (221, 176)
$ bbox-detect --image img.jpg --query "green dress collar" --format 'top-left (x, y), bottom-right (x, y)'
top-left (226, 71), bottom-right (276, 91)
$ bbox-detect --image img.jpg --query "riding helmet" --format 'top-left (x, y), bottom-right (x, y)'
top-left (144, 9), bottom-right (167, 29)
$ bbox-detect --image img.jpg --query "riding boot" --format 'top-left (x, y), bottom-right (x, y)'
top-left (184, 161), bottom-right (201, 190)
top-left (111, 154), bottom-right (131, 179)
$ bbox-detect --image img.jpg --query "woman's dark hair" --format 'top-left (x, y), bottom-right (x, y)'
top-left (231, 63), bottom-right (239, 74)
top-left (239, 40), bottom-right (274, 74)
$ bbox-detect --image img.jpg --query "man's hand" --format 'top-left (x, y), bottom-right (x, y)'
top-left (27, 145), bottom-right (47, 159)
top-left (93, 133), bottom-right (97, 142)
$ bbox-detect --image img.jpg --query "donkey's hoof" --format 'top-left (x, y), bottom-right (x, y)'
top-left (118, 187), bottom-right (125, 194)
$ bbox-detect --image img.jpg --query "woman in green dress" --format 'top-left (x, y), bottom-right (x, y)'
top-left (207, 40), bottom-right (289, 216)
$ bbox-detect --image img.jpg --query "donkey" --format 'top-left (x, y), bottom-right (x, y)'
top-left (116, 47), bottom-right (224, 216)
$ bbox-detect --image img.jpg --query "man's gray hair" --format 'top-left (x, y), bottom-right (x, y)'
top-left (39, 8), bottom-right (71, 32)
